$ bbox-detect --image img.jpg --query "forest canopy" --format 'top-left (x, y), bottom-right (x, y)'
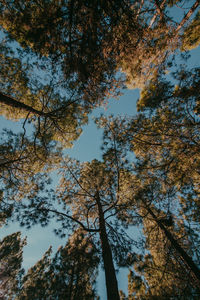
top-left (0, 0), bottom-right (200, 299)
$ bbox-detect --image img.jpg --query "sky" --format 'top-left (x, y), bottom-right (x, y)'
top-left (0, 3), bottom-right (200, 297)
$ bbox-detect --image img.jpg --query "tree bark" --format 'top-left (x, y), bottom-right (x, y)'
top-left (0, 92), bottom-right (47, 117)
top-left (148, 0), bottom-right (167, 29)
top-left (95, 192), bottom-right (120, 300)
top-left (144, 203), bottom-right (200, 286)
top-left (175, 0), bottom-right (200, 36)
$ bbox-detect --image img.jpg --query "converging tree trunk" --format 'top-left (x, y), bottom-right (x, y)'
top-left (175, 0), bottom-right (200, 36)
top-left (144, 202), bottom-right (200, 286)
top-left (95, 192), bottom-right (120, 300)
top-left (0, 92), bottom-right (46, 116)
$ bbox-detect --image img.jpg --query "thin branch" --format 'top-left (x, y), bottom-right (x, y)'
top-left (38, 207), bottom-right (99, 233)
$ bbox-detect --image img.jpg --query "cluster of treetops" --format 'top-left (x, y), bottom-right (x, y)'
top-left (0, 0), bottom-right (200, 299)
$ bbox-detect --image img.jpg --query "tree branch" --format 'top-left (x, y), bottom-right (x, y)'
top-left (38, 207), bottom-right (99, 233)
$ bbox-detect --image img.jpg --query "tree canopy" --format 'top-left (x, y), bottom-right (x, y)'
top-left (0, 0), bottom-right (200, 299)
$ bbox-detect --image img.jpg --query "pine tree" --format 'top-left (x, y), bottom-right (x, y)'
top-left (0, 232), bottom-right (26, 299)
top-left (16, 228), bottom-right (99, 299)
top-left (128, 204), bottom-right (200, 298)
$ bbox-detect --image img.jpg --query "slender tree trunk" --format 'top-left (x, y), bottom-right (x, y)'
top-left (175, 0), bottom-right (200, 36)
top-left (148, 0), bottom-right (167, 29)
top-left (144, 203), bottom-right (200, 286)
top-left (0, 92), bottom-right (46, 116)
top-left (95, 192), bottom-right (120, 300)
top-left (0, 92), bottom-right (74, 119)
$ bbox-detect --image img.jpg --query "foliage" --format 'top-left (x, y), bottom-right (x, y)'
top-left (181, 11), bottom-right (200, 51)
top-left (16, 228), bottom-right (99, 299)
top-left (0, 229), bottom-right (99, 299)
top-left (0, 0), bottom-right (122, 107)
top-left (0, 40), bottom-right (91, 148)
top-left (128, 204), bottom-right (200, 298)
top-left (1, 0), bottom-right (199, 93)
top-left (0, 232), bottom-right (26, 299)
top-left (0, 1), bottom-right (200, 298)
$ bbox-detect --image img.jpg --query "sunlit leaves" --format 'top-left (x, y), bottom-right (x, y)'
top-left (181, 11), bottom-right (200, 51)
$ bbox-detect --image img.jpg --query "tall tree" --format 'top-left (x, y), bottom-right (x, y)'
top-left (128, 204), bottom-right (200, 298)
top-left (0, 229), bottom-right (99, 299)
top-left (97, 114), bottom-right (200, 295)
top-left (16, 228), bottom-right (99, 300)
top-left (130, 67), bottom-right (200, 230)
top-left (13, 154), bottom-right (137, 299)
top-left (0, 232), bottom-right (26, 299)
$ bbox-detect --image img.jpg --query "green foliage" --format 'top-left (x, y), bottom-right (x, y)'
top-left (1, 0), bottom-right (198, 93)
top-left (0, 128), bottom-right (60, 205)
top-left (0, 39), bottom-right (89, 148)
top-left (117, 24), bottom-right (175, 89)
top-left (128, 67), bottom-right (200, 203)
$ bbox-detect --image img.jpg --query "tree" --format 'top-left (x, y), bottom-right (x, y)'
top-left (108, 65), bottom-right (200, 223)
top-left (114, 0), bottom-right (200, 89)
top-left (181, 11), bottom-right (200, 51)
top-left (0, 41), bottom-right (91, 148)
top-left (0, 128), bottom-right (62, 216)
top-left (128, 204), bottom-right (200, 298)
top-left (0, 232), bottom-right (26, 300)
top-left (0, 0), bottom-right (122, 114)
top-left (129, 67), bottom-right (200, 230)
top-left (0, 1), bottom-right (199, 299)
top-left (13, 151), bottom-right (137, 299)
top-left (0, 229), bottom-right (99, 299)
top-left (16, 228), bottom-right (99, 300)
top-left (2, 107), bottom-right (199, 297)
top-left (113, 158), bottom-right (200, 294)
top-left (96, 114), bottom-right (200, 296)
top-left (1, 0), bottom-right (199, 93)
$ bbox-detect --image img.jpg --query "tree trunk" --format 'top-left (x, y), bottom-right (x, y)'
top-left (175, 0), bottom-right (200, 36)
top-left (148, 0), bottom-right (167, 29)
top-left (144, 203), bottom-right (200, 286)
top-left (0, 92), bottom-right (46, 117)
top-left (95, 192), bottom-right (120, 300)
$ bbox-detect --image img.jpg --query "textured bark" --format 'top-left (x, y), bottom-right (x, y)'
top-left (144, 203), bottom-right (200, 286)
top-left (95, 192), bottom-right (120, 300)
